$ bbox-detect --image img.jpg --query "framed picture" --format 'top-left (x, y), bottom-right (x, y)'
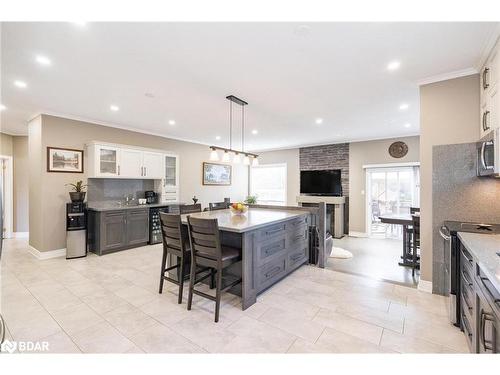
top-left (47, 147), bottom-right (84, 173)
top-left (202, 162), bottom-right (232, 185)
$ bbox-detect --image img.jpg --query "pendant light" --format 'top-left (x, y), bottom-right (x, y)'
top-left (252, 157), bottom-right (259, 166)
top-left (209, 95), bottom-right (259, 165)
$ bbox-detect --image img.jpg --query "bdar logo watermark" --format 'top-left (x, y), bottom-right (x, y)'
top-left (1, 340), bottom-right (50, 353)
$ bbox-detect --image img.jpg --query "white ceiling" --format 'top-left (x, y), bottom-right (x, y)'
top-left (1, 22), bottom-right (498, 151)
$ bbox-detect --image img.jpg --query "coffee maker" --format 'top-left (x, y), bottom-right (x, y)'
top-left (145, 190), bottom-right (158, 204)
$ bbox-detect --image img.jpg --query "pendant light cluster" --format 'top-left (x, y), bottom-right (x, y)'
top-left (209, 95), bottom-right (259, 166)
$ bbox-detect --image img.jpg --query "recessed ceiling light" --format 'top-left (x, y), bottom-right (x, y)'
top-left (399, 103), bottom-right (409, 110)
top-left (35, 55), bottom-right (51, 66)
top-left (0, 104), bottom-right (6, 111)
top-left (215, 136), bottom-right (221, 140)
top-left (144, 92), bottom-right (155, 98)
top-left (14, 80), bottom-right (27, 88)
top-left (110, 105), bottom-right (119, 112)
top-left (404, 123), bottom-right (411, 128)
top-left (315, 118), bottom-right (323, 125)
top-left (251, 129), bottom-right (258, 135)
top-left (387, 60), bottom-right (401, 71)
top-left (168, 120), bottom-right (176, 126)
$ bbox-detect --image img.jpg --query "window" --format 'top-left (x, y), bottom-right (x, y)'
top-left (250, 163), bottom-right (287, 206)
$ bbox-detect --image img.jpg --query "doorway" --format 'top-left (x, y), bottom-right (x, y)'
top-left (0, 156), bottom-right (13, 241)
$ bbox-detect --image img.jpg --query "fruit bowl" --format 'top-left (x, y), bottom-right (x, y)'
top-left (229, 203), bottom-right (248, 215)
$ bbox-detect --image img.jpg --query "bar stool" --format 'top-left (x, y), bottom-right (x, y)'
top-left (208, 198), bottom-right (231, 211)
top-left (180, 204), bottom-right (202, 214)
top-left (158, 212), bottom-right (209, 304)
top-left (186, 216), bottom-right (242, 322)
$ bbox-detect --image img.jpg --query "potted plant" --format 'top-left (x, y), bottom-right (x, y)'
top-left (66, 180), bottom-right (87, 202)
top-left (244, 195), bottom-right (257, 205)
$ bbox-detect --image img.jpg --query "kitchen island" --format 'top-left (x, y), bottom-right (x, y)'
top-left (180, 208), bottom-right (311, 309)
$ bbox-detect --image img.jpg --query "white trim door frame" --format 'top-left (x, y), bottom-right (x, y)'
top-left (0, 155), bottom-right (14, 239)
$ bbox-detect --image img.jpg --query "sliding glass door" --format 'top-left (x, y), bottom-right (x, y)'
top-left (366, 166), bottom-right (420, 238)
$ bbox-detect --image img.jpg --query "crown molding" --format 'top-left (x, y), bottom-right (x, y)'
top-left (475, 23), bottom-right (500, 71)
top-left (416, 67), bottom-right (478, 86)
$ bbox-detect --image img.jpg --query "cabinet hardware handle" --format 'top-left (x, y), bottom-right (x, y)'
top-left (461, 293), bottom-right (472, 311)
top-left (462, 314), bottom-right (472, 338)
top-left (461, 248), bottom-right (473, 264)
top-left (461, 270), bottom-right (473, 287)
top-left (291, 253), bottom-right (303, 261)
top-left (265, 266), bottom-right (282, 279)
top-left (480, 310), bottom-right (495, 351)
top-left (265, 228), bottom-right (282, 236)
top-left (483, 68), bottom-right (490, 90)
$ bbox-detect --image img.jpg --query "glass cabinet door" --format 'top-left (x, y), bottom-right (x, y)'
top-left (99, 147), bottom-right (118, 175)
top-left (165, 155), bottom-right (177, 186)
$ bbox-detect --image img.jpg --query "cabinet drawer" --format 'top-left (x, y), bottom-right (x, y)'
top-left (460, 282), bottom-right (474, 323)
top-left (287, 224), bottom-right (308, 246)
top-left (287, 245), bottom-right (308, 269)
top-left (285, 216), bottom-right (307, 231)
top-left (461, 311), bottom-right (474, 351)
top-left (460, 246), bottom-right (474, 273)
top-left (256, 257), bottom-right (286, 291)
top-left (255, 235), bottom-right (287, 266)
top-left (255, 223), bottom-right (287, 240)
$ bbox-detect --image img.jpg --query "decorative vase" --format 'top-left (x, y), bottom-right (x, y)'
top-left (69, 192), bottom-right (86, 202)
top-left (192, 196), bottom-right (198, 204)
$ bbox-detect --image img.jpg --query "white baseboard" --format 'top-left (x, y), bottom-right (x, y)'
top-left (28, 245), bottom-right (66, 260)
top-left (348, 231), bottom-right (369, 238)
top-left (13, 232), bottom-right (29, 239)
top-left (417, 279), bottom-right (433, 293)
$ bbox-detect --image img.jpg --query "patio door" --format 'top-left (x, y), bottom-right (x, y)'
top-left (366, 165), bottom-right (420, 238)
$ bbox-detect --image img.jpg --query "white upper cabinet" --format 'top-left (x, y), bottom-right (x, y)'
top-left (87, 142), bottom-right (169, 180)
top-left (480, 38), bottom-right (500, 138)
top-left (164, 154), bottom-right (179, 187)
top-left (142, 151), bottom-right (164, 179)
top-left (120, 148), bottom-right (143, 178)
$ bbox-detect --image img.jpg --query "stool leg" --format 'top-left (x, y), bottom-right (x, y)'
top-left (159, 250), bottom-right (167, 294)
top-left (210, 269), bottom-right (215, 289)
top-left (178, 256), bottom-right (184, 304)
top-left (214, 267), bottom-right (222, 322)
top-left (187, 256), bottom-right (196, 311)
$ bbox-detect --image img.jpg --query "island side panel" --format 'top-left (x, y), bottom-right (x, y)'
top-left (241, 231), bottom-right (257, 310)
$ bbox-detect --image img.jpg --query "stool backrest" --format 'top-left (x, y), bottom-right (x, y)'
top-left (159, 213), bottom-right (187, 256)
top-left (186, 216), bottom-right (222, 262)
top-left (410, 207), bottom-right (420, 214)
top-left (412, 215), bottom-right (420, 237)
top-left (180, 204), bottom-right (202, 214)
top-left (208, 201), bottom-right (230, 211)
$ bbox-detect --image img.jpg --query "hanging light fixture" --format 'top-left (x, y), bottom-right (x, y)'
top-left (252, 157), bottom-right (259, 166)
top-left (209, 95), bottom-right (259, 164)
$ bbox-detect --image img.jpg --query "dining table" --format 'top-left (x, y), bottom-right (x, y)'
top-left (378, 213), bottom-right (419, 267)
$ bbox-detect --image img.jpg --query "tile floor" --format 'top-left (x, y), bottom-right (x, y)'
top-left (329, 236), bottom-right (418, 286)
top-left (0, 238), bottom-right (469, 354)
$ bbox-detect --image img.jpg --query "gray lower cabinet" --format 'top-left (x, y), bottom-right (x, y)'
top-left (88, 208), bottom-right (149, 255)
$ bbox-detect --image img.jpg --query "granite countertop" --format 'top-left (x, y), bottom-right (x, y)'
top-left (458, 232), bottom-right (500, 293)
top-left (180, 208), bottom-right (308, 233)
top-left (87, 202), bottom-right (183, 212)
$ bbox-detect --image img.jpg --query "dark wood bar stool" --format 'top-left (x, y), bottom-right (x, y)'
top-left (186, 216), bottom-right (242, 322)
top-left (208, 198), bottom-right (230, 211)
top-left (180, 204), bottom-right (202, 214)
top-left (411, 214), bottom-right (420, 276)
top-left (158, 212), bottom-right (209, 304)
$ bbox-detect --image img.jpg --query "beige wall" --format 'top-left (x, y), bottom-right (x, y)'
top-left (30, 115), bottom-right (249, 252)
top-left (349, 136), bottom-right (420, 234)
top-left (0, 132), bottom-right (13, 156)
top-left (420, 74), bottom-right (479, 283)
top-left (13, 136), bottom-right (29, 232)
top-left (256, 148), bottom-right (300, 206)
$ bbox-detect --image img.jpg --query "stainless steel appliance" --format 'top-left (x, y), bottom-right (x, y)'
top-left (145, 190), bottom-right (158, 204)
top-left (477, 128), bottom-right (500, 177)
top-left (66, 202), bottom-right (87, 259)
top-left (440, 221), bottom-right (500, 326)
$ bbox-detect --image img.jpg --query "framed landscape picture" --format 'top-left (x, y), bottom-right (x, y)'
top-left (202, 162), bottom-right (231, 185)
top-left (47, 147), bottom-right (84, 173)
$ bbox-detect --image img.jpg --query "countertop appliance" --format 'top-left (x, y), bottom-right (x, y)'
top-left (145, 190), bottom-right (158, 204)
top-left (66, 202), bottom-right (87, 259)
top-left (439, 221), bottom-right (500, 326)
top-left (477, 128), bottom-right (500, 177)
top-left (149, 205), bottom-right (171, 244)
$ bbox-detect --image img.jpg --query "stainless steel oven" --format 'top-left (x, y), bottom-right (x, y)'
top-left (477, 128), bottom-right (500, 177)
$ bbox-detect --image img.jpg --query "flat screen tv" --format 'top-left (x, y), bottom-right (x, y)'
top-left (300, 169), bottom-right (342, 196)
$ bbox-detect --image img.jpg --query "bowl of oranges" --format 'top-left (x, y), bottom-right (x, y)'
top-left (230, 202), bottom-right (248, 215)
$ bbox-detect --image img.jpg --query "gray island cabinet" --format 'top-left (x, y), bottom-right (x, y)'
top-left (88, 207), bottom-right (149, 255)
top-left (181, 208), bottom-right (310, 310)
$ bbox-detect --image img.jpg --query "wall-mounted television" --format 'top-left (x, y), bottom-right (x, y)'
top-left (300, 169), bottom-right (342, 196)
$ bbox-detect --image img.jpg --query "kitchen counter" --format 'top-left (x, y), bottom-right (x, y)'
top-left (458, 232), bottom-right (500, 293)
top-left (180, 207), bottom-right (308, 233)
top-left (87, 202), bottom-right (183, 212)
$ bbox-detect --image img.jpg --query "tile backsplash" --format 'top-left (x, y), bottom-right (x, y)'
top-left (432, 142), bottom-right (500, 295)
top-left (87, 178), bottom-right (155, 202)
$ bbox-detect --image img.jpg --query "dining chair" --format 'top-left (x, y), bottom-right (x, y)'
top-left (180, 203), bottom-right (202, 214)
top-left (186, 216), bottom-right (242, 322)
top-left (411, 214), bottom-right (420, 276)
top-left (208, 198), bottom-right (230, 211)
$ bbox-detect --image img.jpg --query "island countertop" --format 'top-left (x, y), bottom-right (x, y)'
top-left (458, 232), bottom-right (500, 293)
top-left (180, 208), bottom-right (308, 233)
